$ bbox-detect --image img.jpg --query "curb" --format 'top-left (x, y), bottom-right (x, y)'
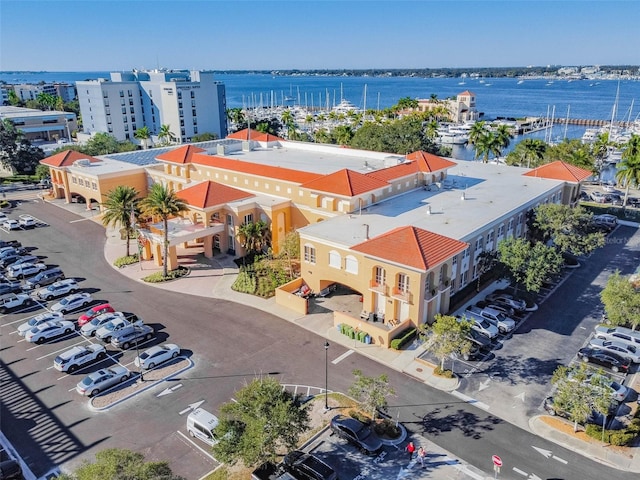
top-left (89, 357), bottom-right (194, 411)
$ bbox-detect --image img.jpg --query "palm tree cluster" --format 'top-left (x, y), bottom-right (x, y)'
top-left (236, 220), bottom-right (271, 255)
top-left (101, 183), bottom-right (188, 278)
top-left (616, 134), bottom-right (640, 207)
top-left (468, 121), bottom-right (513, 163)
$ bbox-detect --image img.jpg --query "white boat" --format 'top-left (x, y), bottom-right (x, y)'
top-left (333, 99), bottom-right (358, 114)
top-left (517, 80), bottom-right (524, 85)
top-left (581, 129), bottom-right (599, 143)
top-left (436, 128), bottom-right (468, 145)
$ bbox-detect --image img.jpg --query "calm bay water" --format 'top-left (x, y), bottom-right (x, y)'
top-left (2, 71), bottom-right (638, 167)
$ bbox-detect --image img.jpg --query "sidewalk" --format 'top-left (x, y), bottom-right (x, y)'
top-left (56, 195), bottom-right (640, 474)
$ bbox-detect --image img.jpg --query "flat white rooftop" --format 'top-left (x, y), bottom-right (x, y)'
top-left (299, 160), bottom-right (564, 245)
top-left (68, 157), bottom-right (146, 176)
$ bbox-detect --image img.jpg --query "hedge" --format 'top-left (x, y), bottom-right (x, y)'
top-left (585, 424), bottom-right (637, 446)
top-left (390, 328), bottom-right (416, 350)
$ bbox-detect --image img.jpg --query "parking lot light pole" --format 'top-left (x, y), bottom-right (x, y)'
top-left (134, 329), bottom-right (144, 382)
top-left (324, 341), bottom-right (329, 411)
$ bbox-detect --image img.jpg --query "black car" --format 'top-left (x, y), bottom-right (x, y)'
top-left (0, 459), bottom-right (22, 480)
top-left (330, 414), bottom-right (383, 455)
top-left (0, 240), bottom-right (21, 249)
top-left (282, 451), bottom-right (337, 480)
top-left (577, 347), bottom-right (630, 373)
top-left (0, 282), bottom-right (23, 296)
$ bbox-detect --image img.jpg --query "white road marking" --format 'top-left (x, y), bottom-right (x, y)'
top-left (157, 384), bottom-right (183, 397)
top-left (331, 350), bottom-right (354, 364)
top-left (552, 455), bottom-right (568, 464)
top-left (179, 400), bottom-right (205, 415)
top-left (176, 430), bottom-right (216, 461)
top-left (532, 446), bottom-right (552, 458)
top-left (451, 390), bottom-right (490, 410)
top-left (478, 378), bottom-right (491, 391)
top-left (513, 467), bottom-right (527, 476)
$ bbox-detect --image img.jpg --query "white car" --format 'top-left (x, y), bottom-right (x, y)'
top-left (3, 219), bottom-right (20, 231)
top-left (95, 315), bottom-right (143, 343)
top-left (485, 293), bottom-right (527, 312)
top-left (134, 344), bottom-right (180, 369)
top-left (76, 365), bottom-right (130, 396)
top-left (6, 262), bottom-right (47, 279)
top-left (457, 314), bottom-right (499, 339)
top-left (54, 344), bottom-right (107, 373)
top-left (36, 279), bottom-right (79, 301)
top-left (50, 292), bottom-right (92, 314)
top-left (0, 213), bottom-right (8, 223)
top-left (589, 338), bottom-right (640, 363)
top-left (17, 311), bottom-right (64, 336)
top-left (594, 325), bottom-right (640, 348)
top-left (0, 293), bottom-right (34, 313)
top-left (18, 214), bottom-right (36, 228)
top-left (24, 320), bottom-right (75, 344)
top-left (80, 311), bottom-right (125, 337)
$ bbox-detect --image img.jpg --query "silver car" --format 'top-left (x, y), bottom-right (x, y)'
top-left (589, 338), bottom-right (640, 363)
top-left (80, 312), bottom-right (125, 337)
top-left (134, 344), bottom-right (180, 369)
top-left (76, 366), bottom-right (131, 396)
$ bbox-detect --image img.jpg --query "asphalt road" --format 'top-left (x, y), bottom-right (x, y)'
top-left (1, 198), bottom-right (638, 480)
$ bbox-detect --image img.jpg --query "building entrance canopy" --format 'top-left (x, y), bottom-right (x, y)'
top-left (139, 217), bottom-right (225, 246)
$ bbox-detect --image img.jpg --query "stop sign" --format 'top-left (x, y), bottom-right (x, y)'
top-left (492, 455), bottom-right (503, 467)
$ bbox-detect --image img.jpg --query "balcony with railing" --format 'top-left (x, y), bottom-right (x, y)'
top-left (369, 279), bottom-right (388, 296)
top-left (391, 287), bottom-right (413, 303)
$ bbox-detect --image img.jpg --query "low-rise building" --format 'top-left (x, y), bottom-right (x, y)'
top-left (0, 106), bottom-right (77, 142)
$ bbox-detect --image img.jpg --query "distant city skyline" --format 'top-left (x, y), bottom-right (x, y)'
top-left (1, 1), bottom-right (638, 72)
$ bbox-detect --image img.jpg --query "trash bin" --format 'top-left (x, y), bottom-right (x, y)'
top-left (365, 334), bottom-right (372, 344)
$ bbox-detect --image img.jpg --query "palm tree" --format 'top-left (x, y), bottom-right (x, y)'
top-left (424, 120), bottom-right (439, 141)
top-left (468, 121), bottom-right (487, 147)
top-left (236, 220), bottom-right (271, 255)
top-left (158, 124), bottom-right (177, 146)
top-left (495, 124), bottom-right (513, 157)
top-left (134, 126), bottom-right (151, 150)
top-left (139, 184), bottom-right (188, 277)
top-left (616, 134), bottom-right (640, 207)
top-left (520, 139), bottom-right (547, 168)
top-left (592, 132), bottom-right (615, 173)
top-left (36, 92), bottom-right (56, 111)
top-left (101, 186), bottom-right (139, 257)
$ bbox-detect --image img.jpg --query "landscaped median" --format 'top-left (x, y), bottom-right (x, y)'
top-left (89, 357), bottom-right (193, 411)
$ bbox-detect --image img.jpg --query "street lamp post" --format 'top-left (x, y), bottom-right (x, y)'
top-left (324, 341), bottom-right (330, 411)
top-left (134, 325), bottom-right (144, 382)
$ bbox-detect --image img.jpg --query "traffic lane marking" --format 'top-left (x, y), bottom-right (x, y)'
top-left (331, 350), bottom-right (354, 364)
top-left (176, 430), bottom-right (217, 461)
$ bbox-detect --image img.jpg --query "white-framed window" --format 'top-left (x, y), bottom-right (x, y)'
top-left (487, 231), bottom-right (495, 243)
top-left (243, 213), bottom-right (253, 225)
top-left (226, 214), bottom-right (233, 226)
top-left (452, 256), bottom-right (458, 267)
top-left (375, 266), bottom-right (386, 285)
top-left (345, 255), bottom-right (358, 274)
top-left (475, 236), bottom-right (483, 250)
top-left (304, 244), bottom-right (316, 264)
top-left (328, 250), bottom-right (341, 269)
top-left (397, 273), bottom-right (409, 293)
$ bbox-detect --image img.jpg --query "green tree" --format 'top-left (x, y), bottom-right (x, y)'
top-left (494, 124), bottom-right (513, 157)
top-left (476, 250), bottom-right (499, 291)
top-left (192, 132), bottom-right (217, 142)
top-left (421, 314), bottom-right (471, 370)
top-left (57, 448), bottom-right (184, 480)
top-left (7, 89), bottom-right (21, 106)
top-left (467, 121), bottom-right (487, 148)
top-left (140, 184), bottom-right (188, 277)
top-left (348, 369), bottom-right (395, 420)
top-left (600, 271), bottom-right (640, 330)
top-left (83, 132), bottom-right (122, 155)
top-left (35, 164), bottom-right (50, 180)
top-left (506, 138), bottom-right (547, 168)
top-left (236, 220), bottom-right (271, 254)
top-left (226, 107), bottom-right (245, 126)
top-left (616, 134), bottom-right (640, 207)
top-left (212, 377), bottom-right (310, 466)
top-left (332, 125), bottom-right (354, 145)
top-left (0, 118), bottom-right (44, 174)
top-left (545, 139), bottom-right (595, 172)
top-left (101, 186), bottom-right (139, 257)
top-left (158, 124), bottom-right (177, 146)
top-left (277, 230), bottom-right (300, 277)
top-left (36, 92), bottom-right (56, 111)
top-left (497, 237), bottom-right (564, 294)
top-left (531, 204), bottom-right (605, 255)
top-left (551, 364), bottom-right (614, 432)
top-left (134, 126), bottom-right (151, 150)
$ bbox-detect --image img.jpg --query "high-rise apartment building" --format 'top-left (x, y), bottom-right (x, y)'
top-left (77, 70), bottom-right (227, 145)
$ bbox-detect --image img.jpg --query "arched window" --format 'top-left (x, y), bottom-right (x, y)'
top-left (329, 250), bottom-right (341, 269)
top-left (345, 255), bottom-right (358, 274)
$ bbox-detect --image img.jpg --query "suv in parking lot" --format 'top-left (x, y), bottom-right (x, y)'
top-left (282, 450), bottom-right (338, 480)
top-left (594, 325), bottom-right (640, 348)
top-left (0, 293), bottom-right (33, 312)
top-left (36, 279), bottom-right (79, 301)
top-left (24, 267), bottom-right (65, 289)
top-left (456, 313), bottom-right (499, 339)
top-left (54, 344), bottom-right (107, 372)
top-left (465, 305), bottom-right (516, 334)
top-left (110, 324), bottom-right (154, 350)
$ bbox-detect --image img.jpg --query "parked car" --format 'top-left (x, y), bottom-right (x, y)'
top-left (24, 320), bottom-right (75, 344)
top-left (18, 214), bottom-right (36, 228)
top-left (50, 292), bottom-right (92, 314)
top-left (6, 262), bottom-right (46, 279)
top-left (96, 314), bottom-right (143, 343)
top-left (485, 293), bottom-right (527, 312)
top-left (589, 338), bottom-right (640, 363)
top-left (36, 279), bottom-right (79, 301)
top-left (465, 305), bottom-right (516, 334)
top-left (456, 313), bottom-right (499, 339)
top-left (80, 311), bottom-right (125, 336)
top-left (24, 267), bottom-right (65, 289)
top-left (0, 281), bottom-right (23, 295)
top-left (134, 343), bottom-right (180, 369)
top-left (3, 254), bottom-right (39, 270)
top-left (463, 329), bottom-right (493, 360)
top-left (76, 366), bottom-right (130, 396)
top-left (17, 311), bottom-right (64, 336)
top-left (592, 214), bottom-right (618, 231)
top-left (329, 414), bottom-right (383, 455)
top-left (0, 240), bottom-right (21, 249)
top-left (577, 347), bottom-right (630, 373)
top-left (594, 325), bottom-right (640, 348)
top-left (543, 396), bottom-right (612, 424)
top-left (111, 324), bottom-right (155, 350)
top-left (0, 254), bottom-right (25, 269)
top-left (78, 303), bottom-right (115, 326)
top-left (0, 292), bottom-right (33, 312)
top-left (0, 459), bottom-right (22, 480)
top-left (2, 219), bottom-right (20, 231)
top-left (0, 247), bottom-right (26, 260)
top-left (54, 344), bottom-right (108, 373)
top-left (282, 450), bottom-right (338, 480)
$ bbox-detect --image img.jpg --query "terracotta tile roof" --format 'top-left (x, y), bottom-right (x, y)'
top-left (156, 145), bottom-right (205, 164)
top-left (40, 150), bottom-right (101, 167)
top-left (458, 90), bottom-right (475, 96)
top-left (301, 169), bottom-right (389, 196)
top-left (191, 153), bottom-right (322, 184)
top-left (177, 181), bottom-right (255, 209)
top-left (406, 151), bottom-right (457, 172)
top-left (366, 161), bottom-right (418, 181)
top-left (351, 226), bottom-right (468, 271)
top-left (523, 161), bottom-right (592, 183)
top-left (227, 128), bottom-right (284, 142)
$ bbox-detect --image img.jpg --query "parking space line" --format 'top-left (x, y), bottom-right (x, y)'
top-left (331, 350), bottom-right (354, 364)
top-left (38, 339), bottom-right (89, 360)
top-left (176, 430), bottom-right (217, 461)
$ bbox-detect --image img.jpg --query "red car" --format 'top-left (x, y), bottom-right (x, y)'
top-left (78, 303), bottom-right (114, 326)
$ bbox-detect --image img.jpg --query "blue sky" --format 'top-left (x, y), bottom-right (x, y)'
top-left (1, 0), bottom-right (638, 71)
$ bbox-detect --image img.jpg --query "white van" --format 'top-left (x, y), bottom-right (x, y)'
top-left (187, 408), bottom-right (220, 446)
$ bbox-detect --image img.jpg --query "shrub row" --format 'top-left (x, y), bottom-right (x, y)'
top-left (114, 254), bottom-right (139, 268)
top-left (142, 266), bottom-right (188, 283)
top-left (390, 328), bottom-right (416, 350)
top-left (585, 424), bottom-right (636, 446)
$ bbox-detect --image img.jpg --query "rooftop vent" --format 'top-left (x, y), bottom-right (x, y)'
top-left (73, 159), bottom-right (91, 167)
